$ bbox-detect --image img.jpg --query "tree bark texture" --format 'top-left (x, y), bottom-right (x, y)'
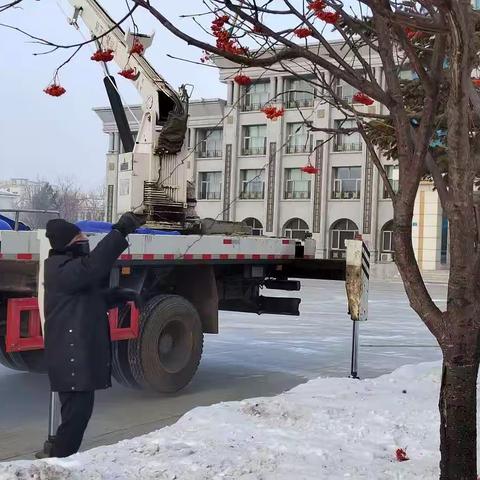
top-left (439, 360), bottom-right (479, 480)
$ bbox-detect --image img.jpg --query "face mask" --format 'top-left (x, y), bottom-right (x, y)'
top-left (66, 240), bottom-right (90, 257)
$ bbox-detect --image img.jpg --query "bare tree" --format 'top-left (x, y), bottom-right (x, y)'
top-left (125, 1), bottom-right (480, 479)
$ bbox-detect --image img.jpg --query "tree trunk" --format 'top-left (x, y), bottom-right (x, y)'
top-left (439, 358), bottom-right (479, 480)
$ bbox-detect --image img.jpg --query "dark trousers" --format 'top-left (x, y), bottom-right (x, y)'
top-left (52, 391), bottom-right (95, 458)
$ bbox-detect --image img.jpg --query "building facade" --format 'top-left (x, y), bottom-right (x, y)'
top-left (95, 41), bottom-right (448, 271)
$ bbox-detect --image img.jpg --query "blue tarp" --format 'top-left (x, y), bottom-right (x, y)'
top-left (75, 220), bottom-right (180, 236)
top-left (0, 219), bottom-right (12, 230)
top-left (0, 214), bottom-right (30, 231)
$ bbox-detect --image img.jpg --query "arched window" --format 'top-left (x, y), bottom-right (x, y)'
top-left (330, 219), bottom-right (359, 259)
top-left (379, 220), bottom-right (394, 261)
top-left (283, 218), bottom-right (309, 240)
top-left (243, 217), bottom-right (263, 236)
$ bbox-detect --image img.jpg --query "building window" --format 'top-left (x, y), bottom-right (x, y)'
top-left (240, 169), bottom-right (265, 199)
top-left (242, 125), bottom-right (267, 155)
top-left (119, 179), bottom-right (130, 196)
top-left (284, 168), bottom-right (311, 200)
top-left (243, 217), bottom-right (263, 235)
top-left (283, 218), bottom-right (310, 240)
top-left (333, 120), bottom-right (362, 152)
top-left (242, 82), bottom-right (270, 111)
top-left (330, 219), bottom-right (359, 259)
top-left (285, 78), bottom-right (315, 108)
top-left (198, 171), bottom-right (222, 200)
top-left (383, 164), bottom-right (399, 199)
top-left (334, 74), bottom-right (365, 104)
top-left (379, 220), bottom-right (394, 262)
top-left (286, 123), bottom-right (312, 154)
top-left (332, 166), bottom-right (362, 199)
top-left (196, 129), bottom-right (223, 158)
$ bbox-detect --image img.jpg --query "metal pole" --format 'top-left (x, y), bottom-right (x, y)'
top-left (350, 320), bottom-right (360, 379)
top-left (35, 391), bottom-right (60, 459)
top-left (14, 211), bottom-right (19, 231)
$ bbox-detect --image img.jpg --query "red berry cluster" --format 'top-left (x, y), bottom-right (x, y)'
top-left (472, 78), bottom-right (480, 87)
top-left (307, 0), bottom-right (326, 14)
top-left (294, 27), bottom-right (313, 38)
top-left (253, 24), bottom-right (265, 34)
top-left (44, 84), bottom-right (66, 97)
top-left (200, 50), bottom-right (212, 63)
top-left (130, 39), bottom-right (144, 55)
top-left (316, 11), bottom-right (340, 24)
top-left (234, 74), bottom-right (252, 86)
top-left (211, 14), bottom-right (246, 55)
top-left (261, 105), bottom-right (285, 120)
top-left (404, 27), bottom-right (426, 41)
top-left (91, 49), bottom-right (114, 62)
top-left (118, 68), bottom-right (138, 80)
top-left (353, 92), bottom-right (374, 106)
top-left (301, 164), bottom-right (318, 174)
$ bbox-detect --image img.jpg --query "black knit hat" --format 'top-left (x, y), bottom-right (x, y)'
top-left (46, 219), bottom-right (81, 251)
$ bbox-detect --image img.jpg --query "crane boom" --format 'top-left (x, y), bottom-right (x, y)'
top-left (67, 0), bottom-right (190, 230)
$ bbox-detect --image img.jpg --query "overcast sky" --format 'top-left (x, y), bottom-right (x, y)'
top-left (0, 0), bottom-right (224, 189)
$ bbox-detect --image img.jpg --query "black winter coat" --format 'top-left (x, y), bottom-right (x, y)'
top-left (44, 230), bottom-right (128, 392)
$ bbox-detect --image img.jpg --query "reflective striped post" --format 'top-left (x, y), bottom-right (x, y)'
top-left (345, 240), bottom-right (370, 379)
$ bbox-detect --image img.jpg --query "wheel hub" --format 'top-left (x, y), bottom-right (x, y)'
top-left (157, 320), bottom-right (192, 373)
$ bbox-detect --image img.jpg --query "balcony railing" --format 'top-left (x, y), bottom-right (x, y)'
top-left (240, 184), bottom-right (265, 200)
top-left (197, 149), bottom-right (222, 158)
top-left (284, 190), bottom-right (311, 200)
top-left (330, 249), bottom-right (347, 260)
top-left (199, 191), bottom-right (222, 200)
top-left (241, 102), bottom-right (266, 112)
top-left (333, 143), bottom-right (363, 152)
top-left (242, 145), bottom-right (267, 156)
top-left (286, 143), bottom-right (312, 154)
top-left (285, 98), bottom-right (314, 109)
top-left (331, 190), bottom-right (361, 200)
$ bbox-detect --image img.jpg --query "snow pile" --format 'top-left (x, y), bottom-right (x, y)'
top-left (0, 362), bottom-right (456, 480)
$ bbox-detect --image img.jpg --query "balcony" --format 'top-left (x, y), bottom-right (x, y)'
top-left (242, 145), bottom-right (267, 156)
top-left (196, 149), bottom-right (222, 159)
top-left (333, 143), bottom-right (363, 152)
top-left (284, 190), bottom-right (311, 200)
top-left (240, 191), bottom-right (265, 200)
top-left (383, 179), bottom-right (400, 199)
top-left (286, 144), bottom-right (312, 154)
top-left (331, 190), bottom-right (361, 200)
top-left (199, 191), bottom-right (221, 200)
top-left (241, 102), bottom-right (265, 112)
top-left (285, 98), bottom-right (314, 109)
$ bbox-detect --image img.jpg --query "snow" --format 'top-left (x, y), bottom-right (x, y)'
top-left (0, 361), bottom-right (459, 480)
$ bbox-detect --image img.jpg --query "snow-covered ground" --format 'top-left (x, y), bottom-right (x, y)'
top-left (0, 361), bottom-right (457, 480)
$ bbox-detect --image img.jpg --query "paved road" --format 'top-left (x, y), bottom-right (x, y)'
top-left (0, 279), bottom-right (445, 461)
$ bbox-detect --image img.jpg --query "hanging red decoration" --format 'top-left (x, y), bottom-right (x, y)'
top-left (130, 39), bottom-right (144, 55)
top-left (395, 449), bottom-right (409, 462)
top-left (91, 49), bottom-right (114, 62)
top-left (472, 78), bottom-right (480, 87)
top-left (301, 163), bottom-right (318, 175)
top-left (261, 105), bottom-right (285, 120)
top-left (316, 11), bottom-right (340, 24)
top-left (234, 74), bottom-right (252, 86)
top-left (353, 92), bottom-right (374, 106)
top-left (307, 0), bottom-right (326, 14)
top-left (118, 68), bottom-right (138, 80)
top-left (44, 83), bottom-right (66, 97)
top-left (294, 27), bottom-right (313, 38)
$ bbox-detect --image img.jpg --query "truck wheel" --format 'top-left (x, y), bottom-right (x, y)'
top-left (129, 295), bottom-right (203, 393)
top-left (17, 350), bottom-right (46, 374)
top-left (0, 336), bottom-right (27, 371)
top-left (112, 306), bottom-right (142, 389)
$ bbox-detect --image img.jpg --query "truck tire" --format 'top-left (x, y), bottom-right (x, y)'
top-left (128, 295), bottom-right (203, 393)
top-left (0, 336), bottom-right (27, 372)
top-left (17, 350), bottom-right (46, 374)
top-left (111, 306), bottom-right (142, 389)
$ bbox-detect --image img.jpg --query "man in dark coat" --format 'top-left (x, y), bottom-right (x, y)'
top-left (43, 212), bottom-right (145, 457)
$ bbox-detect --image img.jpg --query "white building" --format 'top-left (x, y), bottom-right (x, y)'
top-left (0, 189), bottom-right (19, 211)
top-left (0, 178), bottom-right (45, 200)
top-left (95, 41), bottom-right (448, 271)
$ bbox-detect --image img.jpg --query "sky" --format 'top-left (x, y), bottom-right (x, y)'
top-left (0, 0), bottom-right (224, 189)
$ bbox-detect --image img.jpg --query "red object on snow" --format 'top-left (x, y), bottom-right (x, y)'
top-left (301, 164), bottom-right (318, 175)
top-left (91, 49), bottom-right (114, 62)
top-left (395, 448), bottom-right (409, 462)
top-left (316, 11), bottom-right (340, 24)
top-left (44, 83), bottom-right (66, 97)
top-left (118, 68), bottom-right (138, 80)
top-left (130, 39), bottom-right (144, 55)
top-left (294, 27), bottom-right (313, 38)
top-left (353, 92), bottom-right (374, 106)
top-left (234, 74), bottom-right (252, 86)
top-left (261, 105), bottom-right (285, 120)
